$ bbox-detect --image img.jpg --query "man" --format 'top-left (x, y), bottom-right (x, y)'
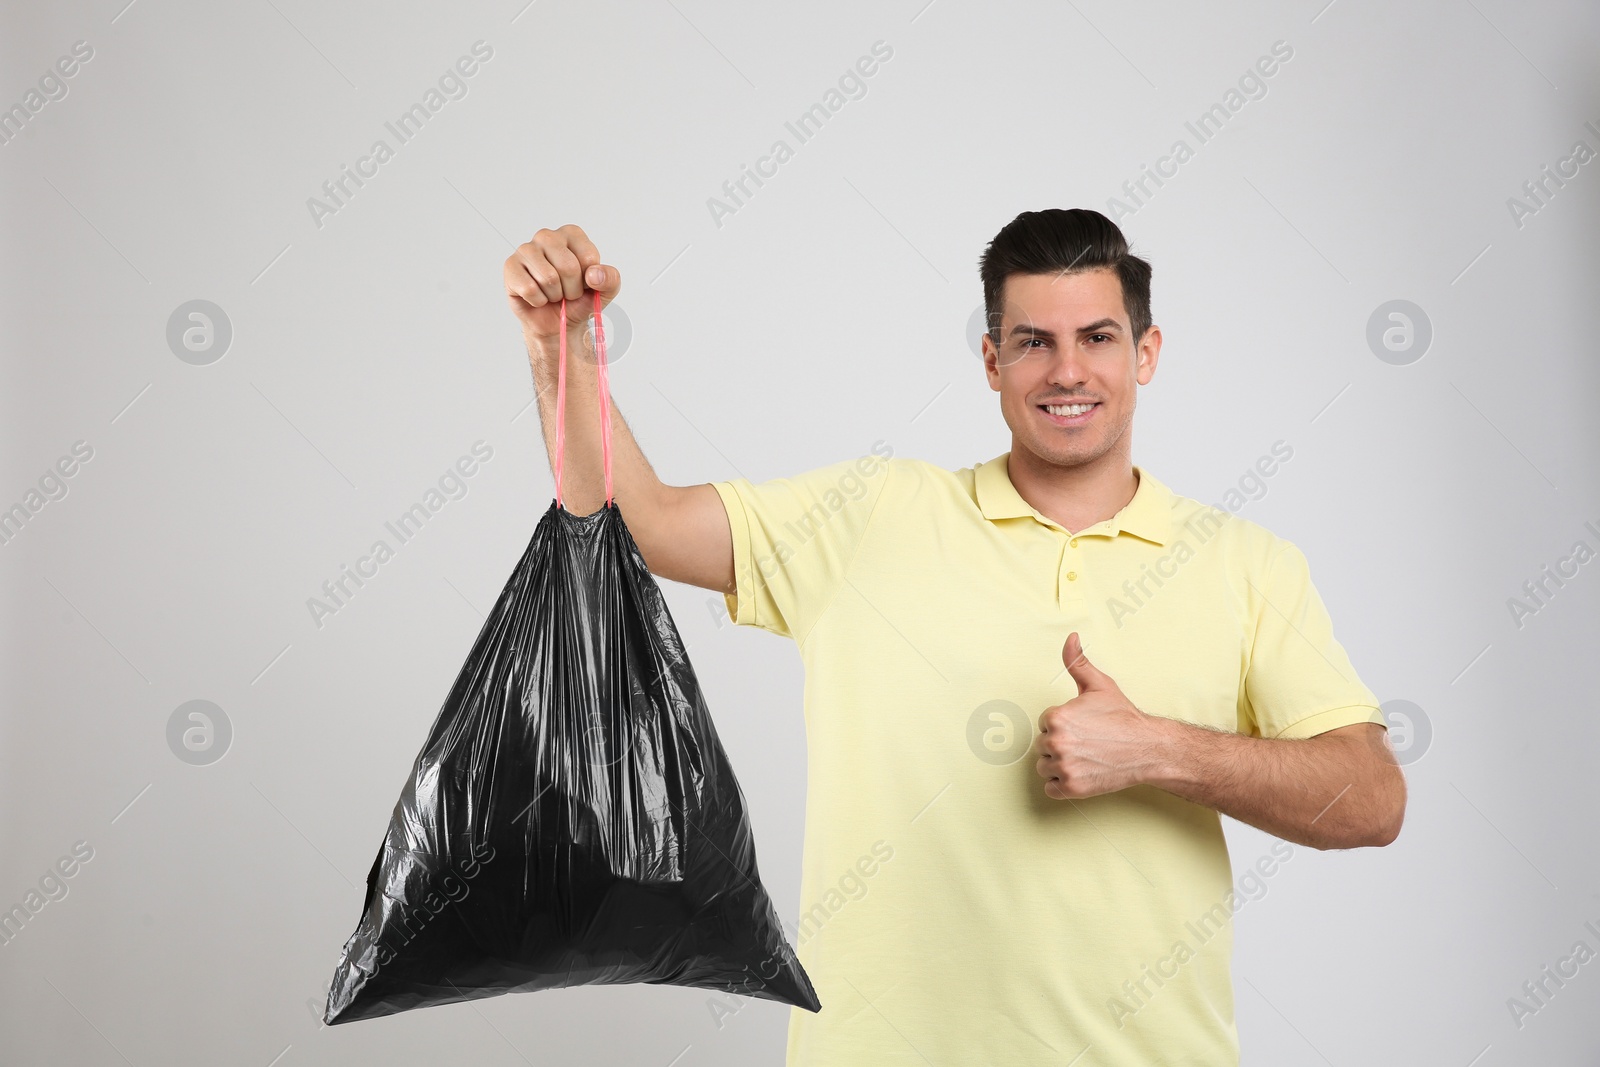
top-left (503, 208), bottom-right (1406, 1066)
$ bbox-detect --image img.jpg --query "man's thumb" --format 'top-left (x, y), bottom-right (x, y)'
top-left (585, 264), bottom-right (621, 299)
top-left (1062, 632), bottom-right (1112, 692)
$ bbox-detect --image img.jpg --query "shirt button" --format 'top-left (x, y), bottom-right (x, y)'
top-left (1069, 538), bottom-right (1079, 548)
top-left (1066, 571), bottom-right (1078, 581)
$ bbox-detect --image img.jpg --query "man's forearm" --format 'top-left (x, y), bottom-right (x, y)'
top-left (1144, 718), bottom-right (1404, 850)
top-left (503, 231), bottom-right (732, 591)
top-left (526, 323), bottom-right (664, 519)
top-left (523, 324), bottom-right (735, 593)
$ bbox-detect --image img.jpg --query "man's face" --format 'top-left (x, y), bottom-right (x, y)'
top-left (981, 269), bottom-right (1160, 470)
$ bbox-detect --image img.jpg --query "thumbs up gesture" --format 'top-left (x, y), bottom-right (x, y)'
top-left (1035, 632), bottom-right (1171, 800)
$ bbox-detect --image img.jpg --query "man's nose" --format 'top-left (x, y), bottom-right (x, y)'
top-left (1044, 346), bottom-right (1089, 388)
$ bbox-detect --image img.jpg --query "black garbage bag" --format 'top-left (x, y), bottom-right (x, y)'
top-left (322, 497), bottom-right (821, 1023)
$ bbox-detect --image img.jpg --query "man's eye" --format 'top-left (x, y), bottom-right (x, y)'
top-left (1088, 334), bottom-right (1110, 344)
top-left (1021, 338), bottom-right (1046, 349)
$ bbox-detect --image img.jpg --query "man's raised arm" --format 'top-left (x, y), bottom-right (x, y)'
top-left (503, 225), bottom-right (733, 595)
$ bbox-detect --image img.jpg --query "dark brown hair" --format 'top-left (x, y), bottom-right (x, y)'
top-left (978, 208), bottom-right (1153, 350)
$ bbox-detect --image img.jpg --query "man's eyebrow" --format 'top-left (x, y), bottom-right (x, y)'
top-left (1005, 317), bottom-right (1123, 340)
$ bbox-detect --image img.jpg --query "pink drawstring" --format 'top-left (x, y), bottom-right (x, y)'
top-left (552, 288), bottom-right (613, 510)
top-left (593, 290), bottom-right (613, 507)
top-left (554, 298), bottom-right (569, 508)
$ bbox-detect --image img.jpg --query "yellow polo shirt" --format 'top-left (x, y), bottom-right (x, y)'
top-left (711, 449), bottom-right (1385, 1067)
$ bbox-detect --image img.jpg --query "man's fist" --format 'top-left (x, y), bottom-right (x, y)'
top-left (1034, 632), bottom-right (1171, 800)
top-left (504, 225), bottom-right (622, 344)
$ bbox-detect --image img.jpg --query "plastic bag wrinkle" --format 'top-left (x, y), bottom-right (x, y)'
top-left (323, 500), bottom-right (819, 1024)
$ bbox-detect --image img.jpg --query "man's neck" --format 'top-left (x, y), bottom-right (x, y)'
top-left (1005, 442), bottom-right (1139, 537)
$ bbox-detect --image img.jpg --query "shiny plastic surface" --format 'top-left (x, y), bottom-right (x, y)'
top-left (324, 499), bottom-right (820, 1024)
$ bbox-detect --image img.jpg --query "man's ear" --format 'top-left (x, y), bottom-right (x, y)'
top-left (1135, 324), bottom-right (1162, 385)
top-left (981, 333), bottom-right (1001, 391)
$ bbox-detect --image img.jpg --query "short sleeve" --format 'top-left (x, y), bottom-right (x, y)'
top-left (710, 453), bottom-right (894, 644)
top-left (1241, 540), bottom-right (1386, 740)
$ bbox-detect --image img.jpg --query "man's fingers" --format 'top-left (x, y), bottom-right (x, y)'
top-left (555, 227), bottom-right (622, 299)
top-left (545, 244), bottom-right (587, 302)
top-left (584, 264), bottom-right (621, 300)
top-left (504, 253), bottom-right (550, 309)
top-left (1061, 632), bottom-right (1085, 672)
top-left (503, 227), bottom-right (622, 343)
top-left (1039, 758), bottom-right (1066, 799)
top-left (510, 245), bottom-right (564, 304)
top-left (537, 226), bottom-right (612, 303)
top-left (528, 229), bottom-right (578, 301)
top-left (1062, 631), bottom-right (1114, 693)
top-left (1037, 705), bottom-right (1055, 736)
top-left (562, 227), bottom-right (603, 277)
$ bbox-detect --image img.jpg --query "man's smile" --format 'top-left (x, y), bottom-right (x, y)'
top-left (1039, 400), bottom-right (1101, 426)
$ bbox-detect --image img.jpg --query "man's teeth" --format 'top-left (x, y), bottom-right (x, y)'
top-left (1044, 403), bottom-right (1096, 417)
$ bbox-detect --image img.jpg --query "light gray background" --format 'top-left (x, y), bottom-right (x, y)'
top-left (3, 0), bottom-right (1598, 1064)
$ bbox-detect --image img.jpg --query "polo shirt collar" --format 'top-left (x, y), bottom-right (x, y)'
top-left (974, 452), bottom-right (1172, 545)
